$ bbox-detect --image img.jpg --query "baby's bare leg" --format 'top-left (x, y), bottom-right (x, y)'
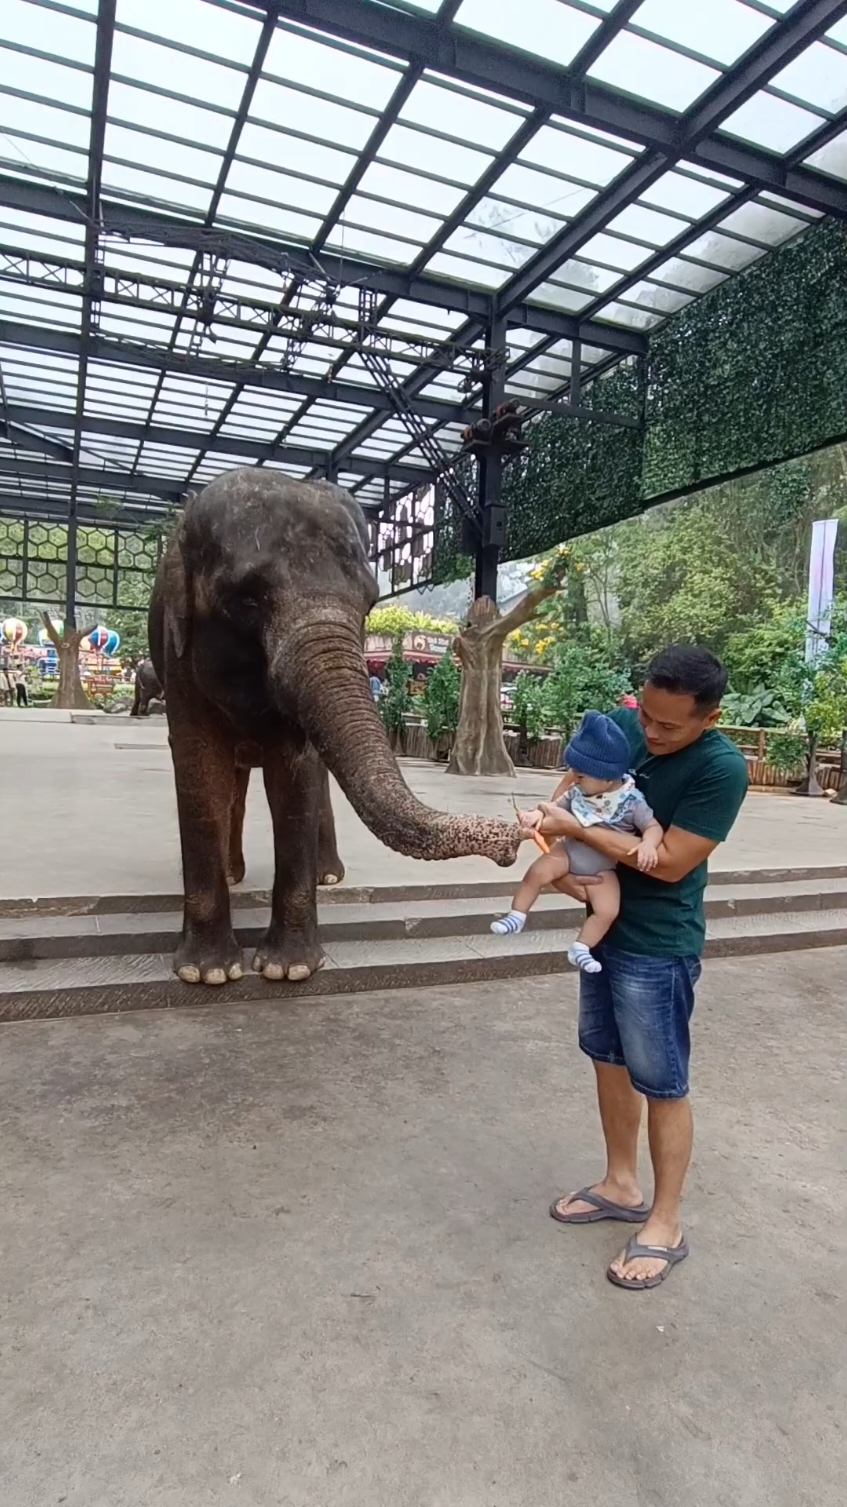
top-left (577, 869), bottom-right (621, 948)
top-left (491, 847), bottom-right (569, 934)
top-left (512, 848), bottom-right (570, 915)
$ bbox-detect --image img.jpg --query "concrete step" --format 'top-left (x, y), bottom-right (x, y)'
top-left (2, 877), bottom-right (846, 962)
top-left (1, 908), bottom-right (845, 1024)
top-left (2, 864), bottom-right (845, 919)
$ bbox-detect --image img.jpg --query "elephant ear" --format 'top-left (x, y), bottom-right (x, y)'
top-left (164, 534), bottom-right (191, 659)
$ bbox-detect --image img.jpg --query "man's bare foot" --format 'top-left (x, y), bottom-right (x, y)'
top-left (551, 1178), bottom-right (645, 1221)
top-left (608, 1213), bottom-right (683, 1284)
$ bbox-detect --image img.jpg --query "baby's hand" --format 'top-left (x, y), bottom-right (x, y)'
top-left (636, 840), bottom-right (660, 873)
top-left (517, 807), bottom-right (544, 831)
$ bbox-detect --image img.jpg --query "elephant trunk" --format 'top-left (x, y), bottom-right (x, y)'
top-left (271, 625), bottom-right (519, 866)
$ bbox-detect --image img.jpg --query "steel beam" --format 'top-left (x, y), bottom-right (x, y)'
top-left (267, 0), bottom-right (847, 219)
top-left (1, 403), bottom-right (432, 483)
top-left (0, 319), bottom-right (480, 426)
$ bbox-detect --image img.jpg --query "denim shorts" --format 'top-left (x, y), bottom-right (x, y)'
top-left (578, 944), bottom-right (702, 1099)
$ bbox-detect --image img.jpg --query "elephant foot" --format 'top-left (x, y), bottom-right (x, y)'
top-left (318, 856), bottom-right (345, 887)
top-left (174, 931), bottom-right (243, 987)
top-left (226, 858), bottom-right (246, 888)
top-left (252, 926), bottom-right (325, 983)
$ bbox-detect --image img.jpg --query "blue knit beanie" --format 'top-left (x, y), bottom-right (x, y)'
top-left (564, 711), bottom-right (631, 782)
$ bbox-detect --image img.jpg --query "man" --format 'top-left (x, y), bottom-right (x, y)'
top-left (539, 645), bottom-right (748, 1290)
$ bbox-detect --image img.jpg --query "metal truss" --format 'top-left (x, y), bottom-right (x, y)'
top-left (0, 0), bottom-right (844, 610)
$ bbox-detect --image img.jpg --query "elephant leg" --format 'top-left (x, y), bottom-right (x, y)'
top-left (170, 715), bottom-right (243, 986)
top-left (252, 742), bottom-right (325, 982)
top-left (227, 765), bottom-right (249, 886)
top-left (317, 761), bottom-right (345, 887)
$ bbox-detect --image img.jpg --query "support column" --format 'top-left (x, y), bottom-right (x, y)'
top-left (474, 313), bottom-right (507, 604)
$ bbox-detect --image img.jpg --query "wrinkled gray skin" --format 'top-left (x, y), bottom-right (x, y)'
top-left (149, 470), bottom-right (521, 986)
top-left (130, 659), bottom-right (163, 717)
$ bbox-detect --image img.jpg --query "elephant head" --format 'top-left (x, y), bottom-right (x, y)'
top-left (162, 470), bottom-right (520, 867)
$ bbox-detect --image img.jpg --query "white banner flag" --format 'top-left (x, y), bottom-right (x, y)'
top-left (805, 518), bottom-right (839, 665)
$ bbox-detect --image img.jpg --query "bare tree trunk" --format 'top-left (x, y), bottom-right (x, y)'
top-left (41, 613), bottom-right (93, 710)
top-left (793, 732), bottom-right (826, 797)
top-left (448, 599), bottom-right (514, 776)
top-left (447, 562), bottom-right (568, 778)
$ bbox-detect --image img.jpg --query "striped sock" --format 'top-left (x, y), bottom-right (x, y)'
top-left (568, 941), bottom-right (602, 973)
top-left (490, 910), bottom-right (527, 935)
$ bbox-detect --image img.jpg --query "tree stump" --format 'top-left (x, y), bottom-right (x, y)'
top-left (40, 612), bottom-right (95, 710)
top-left (447, 558), bottom-right (569, 778)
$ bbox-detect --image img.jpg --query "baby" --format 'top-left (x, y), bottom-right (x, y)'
top-left (491, 710), bottom-right (663, 973)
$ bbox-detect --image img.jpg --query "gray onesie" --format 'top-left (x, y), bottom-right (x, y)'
top-left (556, 778), bottom-right (656, 876)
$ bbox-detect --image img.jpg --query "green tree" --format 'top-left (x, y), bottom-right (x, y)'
top-left (543, 643), bottom-right (630, 738)
top-left (378, 636), bottom-right (412, 745)
top-left (421, 656), bottom-right (460, 751)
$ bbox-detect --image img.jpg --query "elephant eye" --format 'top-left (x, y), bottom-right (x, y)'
top-left (241, 596), bottom-right (259, 610)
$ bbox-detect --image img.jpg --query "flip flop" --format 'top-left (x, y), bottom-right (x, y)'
top-left (549, 1188), bottom-right (650, 1225)
top-left (606, 1235), bottom-right (690, 1290)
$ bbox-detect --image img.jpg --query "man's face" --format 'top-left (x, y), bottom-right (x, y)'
top-left (638, 681), bottom-right (720, 755)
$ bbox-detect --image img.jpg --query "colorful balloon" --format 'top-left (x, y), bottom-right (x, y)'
top-left (85, 623), bottom-right (116, 654)
top-left (1, 617), bottom-right (27, 645)
top-left (38, 620), bottom-right (63, 647)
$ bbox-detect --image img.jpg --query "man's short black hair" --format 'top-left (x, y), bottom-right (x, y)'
top-left (645, 645), bottom-right (727, 711)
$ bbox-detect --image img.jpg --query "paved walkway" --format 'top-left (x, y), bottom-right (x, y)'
top-left (1, 949), bottom-right (843, 1507)
top-left (1, 710), bottom-right (845, 897)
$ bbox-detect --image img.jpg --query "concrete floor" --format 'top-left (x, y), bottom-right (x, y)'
top-left (2, 948), bottom-right (844, 1507)
top-left (1, 711), bottom-right (845, 897)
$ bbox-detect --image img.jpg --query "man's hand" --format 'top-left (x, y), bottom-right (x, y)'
top-left (537, 802), bottom-right (582, 840)
top-left (551, 872), bottom-right (603, 905)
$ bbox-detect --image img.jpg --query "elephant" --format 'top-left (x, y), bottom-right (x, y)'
top-left (149, 469), bottom-right (520, 986)
top-left (130, 659), bottom-right (164, 717)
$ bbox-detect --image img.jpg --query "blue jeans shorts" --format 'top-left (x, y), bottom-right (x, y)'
top-left (578, 944), bottom-right (702, 1099)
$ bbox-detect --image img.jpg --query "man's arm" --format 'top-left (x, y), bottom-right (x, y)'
top-left (537, 804), bottom-right (718, 883)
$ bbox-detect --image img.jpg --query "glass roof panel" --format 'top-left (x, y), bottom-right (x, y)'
top-left (378, 124), bottom-right (493, 184)
top-left (718, 200), bottom-right (808, 245)
top-left (217, 196), bottom-right (323, 241)
top-left (628, 0), bottom-right (773, 67)
top-left (400, 80), bottom-right (524, 149)
top-left (520, 127), bottom-right (635, 185)
top-left (803, 130), bottom-right (847, 181)
top-left (769, 42), bottom-right (847, 115)
top-left (648, 256), bottom-right (727, 292)
top-left (719, 93), bottom-right (825, 152)
top-left (640, 171), bottom-right (731, 217)
top-left (4, 1), bottom-right (95, 63)
top-left (0, 49), bottom-right (93, 111)
top-left (224, 160), bottom-right (338, 216)
top-left (527, 282), bottom-right (593, 312)
top-left (251, 78), bottom-right (377, 150)
top-left (621, 280), bottom-right (693, 313)
top-left (344, 196), bottom-right (444, 243)
top-left (262, 26), bottom-right (402, 109)
top-left (454, 0), bottom-right (600, 67)
top-left (108, 80), bottom-right (234, 148)
top-left (577, 232), bottom-right (652, 271)
top-left (0, 135), bottom-right (87, 183)
top-left (596, 301), bottom-right (662, 329)
top-left (606, 203), bottom-right (689, 245)
top-left (442, 225), bottom-right (533, 268)
top-left (681, 229), bottom-right (766, 270)
top-left (104, 124), bottom-right (221, 183)
top-left (111, 30), bottom-right (247, 110)
top-left (550, 260), bottom-right (620, 293)
top-left (325, 225), bottom-right (425, 265)
top-left (466, 200), bottom-right (566, 246)
top-left (0, 96), bottom-right (91, 154)
top-left (425, 251), bottom-right (510, 288)
top-left (238, 125), bottom-right (353, 185)
top-left (588, 33), bottom-right (720, 110)
top-left (117, 0), bottom-right (261, 62)
top-left (491, 163), bottom-right (598, 216)
top-left (356, 162), bottom-right (467, 216)
top-left (102, 161), bottom-right (213, 214)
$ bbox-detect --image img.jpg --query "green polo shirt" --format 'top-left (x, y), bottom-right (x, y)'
top-left (607, 708), bottom-right (748, 958)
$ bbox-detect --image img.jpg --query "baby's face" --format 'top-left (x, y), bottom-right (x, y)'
top-left (573, 772), bottom-right (620, 797)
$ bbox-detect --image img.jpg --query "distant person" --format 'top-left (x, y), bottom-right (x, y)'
top-left (369, 672), bottom-right (382, 700)
top-left (15, 669), bottom-right (28, 707)
top-left (537, 647), bottom-right (747, 1292)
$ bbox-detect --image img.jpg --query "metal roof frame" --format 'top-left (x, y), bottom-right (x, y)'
top-left (0, 0), bottom-right (845, 611)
